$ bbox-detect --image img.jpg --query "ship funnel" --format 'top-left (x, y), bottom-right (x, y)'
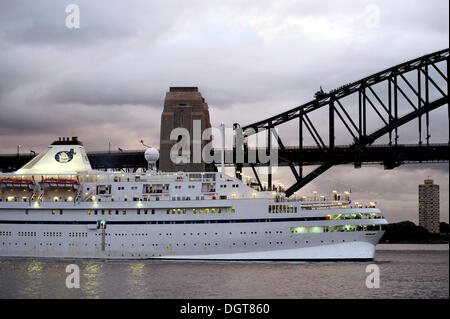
top-left (15, 137), bottom-right (92, 174)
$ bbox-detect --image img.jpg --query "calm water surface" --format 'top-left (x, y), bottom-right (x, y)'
top-left (0, 244), bottom-right (448, 299)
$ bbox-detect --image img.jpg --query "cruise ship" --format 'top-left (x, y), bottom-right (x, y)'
top-left (0, 137), bottom-right (388, 260)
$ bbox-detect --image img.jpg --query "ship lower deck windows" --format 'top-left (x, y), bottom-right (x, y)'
top-left (44, 232), bottom-right (62, 237)
top-left (17, 231), bottom-right (36, 237)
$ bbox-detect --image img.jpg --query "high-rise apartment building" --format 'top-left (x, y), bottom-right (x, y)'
top-left (418, 179), bottom-right (440, 233)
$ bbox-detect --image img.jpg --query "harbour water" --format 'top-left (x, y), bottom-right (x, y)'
top-left (0, 244), bottom-right (448, 299)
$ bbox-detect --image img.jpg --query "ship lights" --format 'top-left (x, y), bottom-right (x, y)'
top-left (291, 226), bottom-right (308, 234)
top-left (310, 226), bottom-right (324, 233)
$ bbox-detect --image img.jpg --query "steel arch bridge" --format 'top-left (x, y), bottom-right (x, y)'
top-left (235, 48), bottom-right (449, 197)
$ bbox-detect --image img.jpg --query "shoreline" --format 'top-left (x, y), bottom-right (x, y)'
top-left (380, 241), bottom-right (449, 244)
top-left (376, 243), bottom-right (449, 251)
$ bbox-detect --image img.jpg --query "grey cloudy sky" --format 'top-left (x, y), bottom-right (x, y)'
top-left (0, 0), bottom-right (448, 223)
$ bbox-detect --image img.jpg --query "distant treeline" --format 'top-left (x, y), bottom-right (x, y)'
top-left (381, 221), bottom-right (449, 243)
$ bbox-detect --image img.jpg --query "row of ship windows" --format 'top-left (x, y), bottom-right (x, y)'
top-left (167, 207), bottom-right (235, 215)
top-left (219, 184), bottom-right (240, 188)
top-left (49, 209), bottom-right (213, 216)
top-left (18, 232), bottom-right (36, 236)
top-left (94, 231), bottom-right (269, 237)
top-left (173, 185), bottom-right (223, 190)
top-left (291, 225), bottom-right (381, 234)
top-left (6, 231), bottom-right (90, 237)
top-left (1, 242), bottom-right (267, 248)
top-left (70, 207), bottom-right (237, 216)
top-left (1, 239), bottom-right (359, 249)
top-left (87, 209), bottom-right (155, 216)
top-left (268, 205), bottom-right (298, 213)
top-left (4, 194), bottom-right (238, 203)
top-left (90, 196), bottom-right (216, 202)
top-left (2, 230), bottom-right (284, 238)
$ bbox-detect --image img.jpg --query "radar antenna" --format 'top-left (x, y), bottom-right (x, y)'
top-left (142, 140), bottom-right (159, 172)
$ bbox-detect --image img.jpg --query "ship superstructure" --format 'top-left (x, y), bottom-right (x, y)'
top-left (0, 137), bottom-right (387, 260)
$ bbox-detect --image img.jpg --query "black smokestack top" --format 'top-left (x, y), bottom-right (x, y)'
top-left (51, 137), bottom-right (83, 146)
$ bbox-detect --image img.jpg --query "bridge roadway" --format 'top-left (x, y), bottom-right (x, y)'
top-left (0, 143), bottom-right (448, 172)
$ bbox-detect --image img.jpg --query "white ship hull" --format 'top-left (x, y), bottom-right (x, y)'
top-left (158, 238), bottom-right (382, 261)
top-left (0, 202), bottom-right (385, 261)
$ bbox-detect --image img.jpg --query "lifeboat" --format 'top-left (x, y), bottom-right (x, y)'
top-left (40, 176), bottom-right (79, 187)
